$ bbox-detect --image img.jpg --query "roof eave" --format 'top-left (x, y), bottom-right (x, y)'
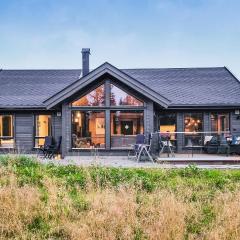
top-left (168, 104), bottom-right (240, 110)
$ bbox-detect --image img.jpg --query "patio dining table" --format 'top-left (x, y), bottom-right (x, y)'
top-left (185, 145), bottom-right (203, 157)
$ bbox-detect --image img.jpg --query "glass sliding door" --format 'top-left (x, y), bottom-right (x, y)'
top-left (111, 111), bottom-right (144, 149)
top-left (35, 115), bottom-right (52, 147)
top-left (72, 111), bottom-right (105, 148)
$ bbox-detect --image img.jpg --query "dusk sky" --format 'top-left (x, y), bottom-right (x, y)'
top-left (0, 0), bottom-right (240, 78)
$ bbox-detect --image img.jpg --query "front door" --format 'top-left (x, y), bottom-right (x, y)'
top-left (121, 121), bottom-right (133, 135)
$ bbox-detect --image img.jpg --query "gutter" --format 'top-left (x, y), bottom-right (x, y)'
top-left (167, 105), bottom-right (240, 110)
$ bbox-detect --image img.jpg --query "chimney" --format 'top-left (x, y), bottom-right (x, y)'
top-left (81, 48), bottom-right (90, 77)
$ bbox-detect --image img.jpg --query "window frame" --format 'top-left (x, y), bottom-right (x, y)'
top-left (0, 113), bottom-right (15, 148)
top-left (210, 112), bottom-right (230, 134)
top-left (70, 80), bottom-right (145, 150)
top-left (71, 110), bottom-right (106, 149)
top-left (110, 83), bottom-right (144, 107)
top-left (158, 113), bottom-right (177, 133)
top-left (71, 83), bottom-right (106, 107)
top-left (33, 114), bottom-right (52, 148)
top-left (110, 110), bottom-right (144, 149)
top-left (183, 112), bottom-right (204, 146)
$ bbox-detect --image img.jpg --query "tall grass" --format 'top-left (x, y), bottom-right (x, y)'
top-left (1, 155), bottom-right (240, 239)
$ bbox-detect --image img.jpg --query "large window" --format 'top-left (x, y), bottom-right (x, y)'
top-left (184, 113), bottom-right (203, 146)
top-left (71, 82), bottom-right (145, 149)
top-left (159, 113), bottom-right (176, 132)
top-left (110, 84), bottom-right (143, 106)
top-left (35, 115), bottom-right (52, 147)
top-left (0, 115), bottom-right (14, 148)
top-left (72, 84), bottom-right (105, 106)
top-left (72, 111), bottom-right (105, 148)
top-left (111, 111), bottom-right (144, 149)
top-left (211, 113), bottom-right (229, 133)
top-left (159, 113), bottom-right (176, 142)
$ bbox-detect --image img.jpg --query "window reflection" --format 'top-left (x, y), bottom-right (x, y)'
top-left (72, 111), bottom-right (105, 148)
top-left (110, 84), bottom-right (143, 106)
top-left (72, 84), bottom-right (105, 106)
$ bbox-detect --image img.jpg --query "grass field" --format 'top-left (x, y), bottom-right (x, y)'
top-left (1, 156), bottom-right (240, 239)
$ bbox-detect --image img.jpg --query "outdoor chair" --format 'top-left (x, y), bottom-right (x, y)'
top-left (204, 136), bottom-right (213, 145)
top-left (128, 134), bottom-right (154, 163)
top-left (229, 135), bottom-right (240, 155)
top-left (217, 134), bottom-right (230, 155)
top-left (204, 136), bottom-right (218, 154)
top-left (136, 134), bottom-right (154, 163)
top-left (37, 136), bottom-right (54, 158)
top-left (128, 134), bottom-right (145, 160)
top-left (204, 135), bottom-right (229, 155)
top-left (45, 136), bottom-right (62, 159)
top-left (159, 134), bottom-right (175, 157)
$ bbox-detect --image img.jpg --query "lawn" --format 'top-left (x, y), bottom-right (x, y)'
top-left (1, 155), bottom-right (240, 239)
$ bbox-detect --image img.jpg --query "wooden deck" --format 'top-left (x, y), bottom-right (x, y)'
top-left (157, 153), bottom-right (240, 164)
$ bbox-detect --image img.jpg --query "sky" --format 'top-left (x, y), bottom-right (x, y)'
top-left (0, 0), bottom-right (240, 77)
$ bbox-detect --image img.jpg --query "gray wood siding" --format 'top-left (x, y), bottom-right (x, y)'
top-left (62, 103), bottom-right (72, 157)
top-left (144, 100), bottom-right (154, 141)
top-left (52, 113), bottom-right (62, 140)
top-left (12, 109), bottom-right (240, 156)
top-left (176, 112), bottom-right (184, 151)
top-left (231, 111), bottom-right (240, 135)
top-left (15, 113), bottom-right (34, 153)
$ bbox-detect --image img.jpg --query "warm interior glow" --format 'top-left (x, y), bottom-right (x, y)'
top-left (35, 115), bottom-right (51, 147)
top-left (184, 114), bottom-right (202, 133)
top-left (72, 111), bottom-right (105, 148)
top-left (160, 125), bottom-right (175, 133)
top-left (211, 113), bottom-right (229, 133)
top-left (111, 111), bottom-right (144, 148)
top-left (184, 113), bottom-right (203, 146)
top-left (0, 115), bottom-right (14, 148)
top-left (159, 113), bottom-right (176, 140)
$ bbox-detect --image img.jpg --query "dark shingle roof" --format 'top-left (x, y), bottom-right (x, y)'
top-left (122, 67), bottom-right (240, 106)
top-left (0, 69), bottom-right (81, 107)
top-left (0, 66), bottom-right (239, 108)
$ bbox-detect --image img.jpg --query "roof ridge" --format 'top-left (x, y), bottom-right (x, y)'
top-left (1, 68), bottom-right (81, 71)
top-left (0, 67), bottom-right (225, 71)
top-left (121, 67), bottom-right (225, 70)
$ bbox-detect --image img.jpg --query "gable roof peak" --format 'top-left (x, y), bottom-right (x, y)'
top-left (44, 61), bottom-right (171, 109)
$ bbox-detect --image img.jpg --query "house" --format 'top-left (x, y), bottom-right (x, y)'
top-left (1, 48), bottom-right (240, 157)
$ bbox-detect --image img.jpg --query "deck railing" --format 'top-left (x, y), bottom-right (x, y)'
top-left (155, 131), bottom-right (232, 155)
